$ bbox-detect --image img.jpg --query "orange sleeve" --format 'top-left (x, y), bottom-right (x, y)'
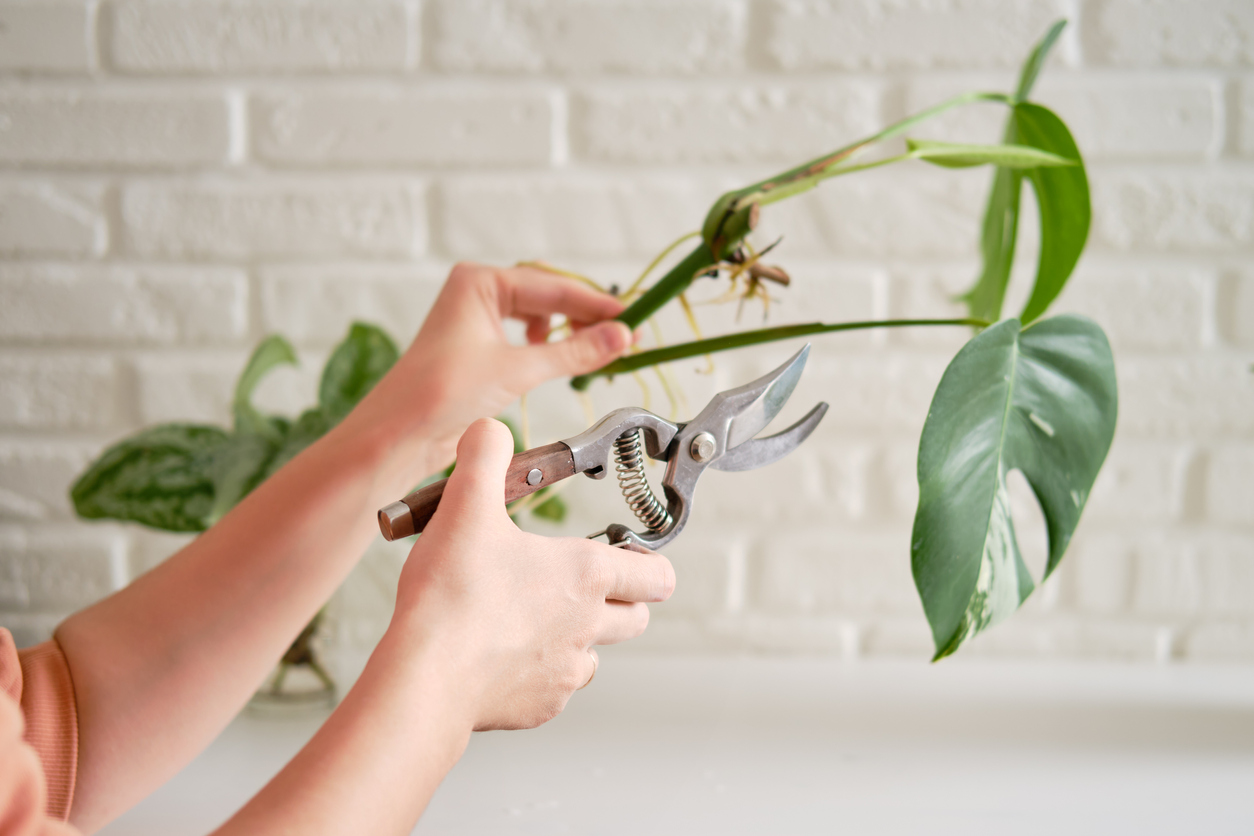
top-left (0, 630), bottom-right (79, 830)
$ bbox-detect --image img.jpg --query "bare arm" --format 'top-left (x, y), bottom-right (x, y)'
top-left (53, 264), bottom-right (634, 832)
top-left (212, 420), bottom-right (674, 835)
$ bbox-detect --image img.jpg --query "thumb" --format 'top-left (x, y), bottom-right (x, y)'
top-left (528, 320), bottom-right (633, 383)
top-left (437, 418), bottom-right (516, 526)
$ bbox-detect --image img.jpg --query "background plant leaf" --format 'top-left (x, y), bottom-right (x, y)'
top-left (912, 315), bottom-right (1117, 660)
top-left (959, 19), bottom-right (1070, 325)
top-left (1013, 19), bottom-right (1067, 103)
top-left (70, 424), bottom-right (230, 532)
top-left (233, 335), bottom-right (298, 438)
top-left (906, 139), bottom-right (1075, 169)
top-left (319, 323), bottom-right (400, 426)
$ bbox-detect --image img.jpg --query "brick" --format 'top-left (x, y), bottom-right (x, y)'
top-left (887, 266), bottom-right (985, 352)
top-left (437, 174), bottom-right (719, 260)
top-left (1205, 445), bottom-right (1254, 525)
top-left (1051, 266), bottom-right (1208, 352)
top-left (129, 529), bottom-right (194, 578)
top-left (1084, 0), bottom-right (1254, 67)
top-left (0, 355), bottom-right (119, 430)
top-left (756, 530), bottom-right (921, 616)
top-left (1216, 269), bottom-right (1254, 349)
top-left (908, 75), bottom-right (1220, 161)
top-left (0, 182), bottom-right (104, 256)
top-left (133, 350), bottom-right (320, 425)
top-left (0, 90), bottom-right (229, 168)
top-left (764, 0), bottom-right (1069, 71)
top-left (120, 180), bottom-right (425, 260)
top-left (251, 88), bottom-right (555, 167)
top-left (0, 614), bottom-right (62, 649)
top-left (0, 441), bottom-right (95, 520)
top-left (1185, 622), bottom-right (1254, 662)
top-left (429, 0), bottom-right (746, 74)
top-left (0, 525), bottom-right (127, 610)
top-left (259, 264), bottom-right (443, 346)
top-left (1240, 78), bottom-right (1254, 157)
top-left (1117, 355), bottom-right (1254, 438)
top-left (0, 265), bottom-right (248, 345)
top-left (106, 0), bottom-right (409, 73)
top-left (575, 83), bottom-right (879, 164)
top-left (0, 1), bottom-right (90, 73)
top-left (1085, 441), bottom-right (1189, 523)
top-left (753, 165), bottom-right (987, 258)
top-left (956, 616), bottom-right (1164, 661)
top-left (1091, 169), bottom-right (1254, 253)
top-left (652, 534), bottom-right (744, 617)
top-left (1038, 77), bottom-right (1219, 161)
top-left (799, 350), bottom-right (949, 434)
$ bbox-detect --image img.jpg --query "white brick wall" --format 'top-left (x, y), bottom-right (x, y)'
top-left (1, 0), bottom-right (1251, 665)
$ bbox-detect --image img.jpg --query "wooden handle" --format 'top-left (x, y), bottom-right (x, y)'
top-left (378, 441), bottom-right (576, 541)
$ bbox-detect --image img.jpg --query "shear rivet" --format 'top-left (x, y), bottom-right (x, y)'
top-left (690, 432), bottom-right (717, 463)
top-left (527, 468), bottom-right (544, 486)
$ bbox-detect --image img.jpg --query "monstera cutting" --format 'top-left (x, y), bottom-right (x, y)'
top-left (72, 20), bottom-right (1115, 662)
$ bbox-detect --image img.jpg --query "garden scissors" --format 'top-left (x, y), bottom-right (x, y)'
top-left (378, 344), bottom-right (828, 550)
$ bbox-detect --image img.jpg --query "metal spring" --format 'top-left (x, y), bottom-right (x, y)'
top-left (613, 429), bottom-right (673, 534)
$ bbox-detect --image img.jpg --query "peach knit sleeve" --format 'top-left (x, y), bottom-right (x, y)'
top-left (0, 629), bottom-right (80, 835)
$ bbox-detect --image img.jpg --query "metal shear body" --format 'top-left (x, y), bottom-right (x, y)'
top-left (378, 345), bottom-right (828, 549)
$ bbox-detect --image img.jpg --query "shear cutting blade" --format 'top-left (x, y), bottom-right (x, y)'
top-left (712, 402), bottom-right (828, 472)
top-left (723, 344), bottom-right (811, 451)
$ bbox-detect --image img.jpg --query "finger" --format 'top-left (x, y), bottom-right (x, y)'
top-left (524, 314), bottom-right (551, 345)
top-left (436, 418), bottom-right (516, 526)
top-left (523, 320), bottom-right (633, 382)
top-left (595, 600), bottom-right (650, 645)
top-left (497, 267), bottom-right (625, 324)
top-left (577, 648), bottom-right (599, 691)
top-left (598, 547), bottom-right (676, 603)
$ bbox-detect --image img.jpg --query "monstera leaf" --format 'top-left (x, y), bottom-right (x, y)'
top-left (912, 315), bottom-right (1117, 659)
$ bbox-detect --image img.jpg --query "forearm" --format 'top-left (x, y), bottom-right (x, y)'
top-left (56, 413), bottom-right (436, 832)
top-left (213, 625), bottom-right (472, 836)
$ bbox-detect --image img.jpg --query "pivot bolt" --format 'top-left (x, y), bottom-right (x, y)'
top-left (689, 432), bottom-right (717, 463)
top-left (526, 468), bottom-right (544, 486)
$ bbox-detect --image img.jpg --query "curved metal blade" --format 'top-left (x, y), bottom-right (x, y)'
top-left (712, 402), bottom-right (829, 472)
top-left (721, 344), bottom-right (812, 451)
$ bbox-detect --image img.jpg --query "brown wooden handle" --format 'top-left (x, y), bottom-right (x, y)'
top-left (378, 441), bottom-right (576, 541)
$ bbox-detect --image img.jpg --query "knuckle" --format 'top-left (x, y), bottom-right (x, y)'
top-left (655, 559), bottom-right (677, 601)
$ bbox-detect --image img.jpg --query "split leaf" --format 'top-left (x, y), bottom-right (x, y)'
top-left (912, 316), bottom-right (1116, 660)
top-left (233, 335), bottom-right (299, 439)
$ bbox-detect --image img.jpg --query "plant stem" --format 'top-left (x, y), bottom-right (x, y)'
top-left (617, 242), bottom-right (718, 330)
top-left (571, 318), bottom-right (990, 390)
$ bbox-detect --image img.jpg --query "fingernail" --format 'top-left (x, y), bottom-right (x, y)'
top-left (596, 321), bottom-right (632, 354)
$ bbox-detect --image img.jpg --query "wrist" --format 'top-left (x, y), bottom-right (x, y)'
top-left (373, 617), bottom-right (479, 747)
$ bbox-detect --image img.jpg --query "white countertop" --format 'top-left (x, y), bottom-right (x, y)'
top-left (100, 654), bottom-right (1254, 835)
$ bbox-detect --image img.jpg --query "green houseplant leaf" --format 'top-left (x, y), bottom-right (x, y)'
top-left (70, 424), bottom-right (230, 532)
top-left (233, 335), bottom-right (298, 438)
top-left (912, 315), bottom-right (1117, 660)
top-left (319, 323), bottom-right (400, 426)
top-left (1013, 103), bottom-right (1090, 325)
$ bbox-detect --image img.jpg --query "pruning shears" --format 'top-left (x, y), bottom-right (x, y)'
top-left (378, 345), bottom-right (828, 550)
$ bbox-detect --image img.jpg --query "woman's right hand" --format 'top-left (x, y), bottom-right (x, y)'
top-left (389, 418), bottom-right (676, 731)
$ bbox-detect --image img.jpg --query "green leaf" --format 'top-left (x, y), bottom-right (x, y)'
top-left (906, 139), bottom-right (1075, 169)
top-left (912, 316), bottom-right (1117, 660)
top-left (529, 489), bottom-right (567, 523)
top-left (234, 335), bottom-right (298, 438)
top-left (1014, 19), bottom-right (1067, 102)
top-left (319, 323), bottom-right (399, 426)
top-left (961, 160), bottom-right (1023, 323)
top-left (260, 408), bottom-right (331, 482)
top-left (70, 424), bottom-right (230, 533)
top-left (205, 432), bottom-right (281, 525)
top-left (1013, 104), bottom-right (1090, 325)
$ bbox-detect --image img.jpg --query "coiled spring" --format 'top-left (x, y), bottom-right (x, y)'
top-left (613, 429), bottom-right (673, 533)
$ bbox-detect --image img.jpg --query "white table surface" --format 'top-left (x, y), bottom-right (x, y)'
top-left (99, 653), bottom-right (1254, 836)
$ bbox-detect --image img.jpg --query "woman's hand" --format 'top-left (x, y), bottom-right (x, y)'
top-left (346, 262), bottom-right (633, 474)
top-left (390, 418), bottom-right (675, 730)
